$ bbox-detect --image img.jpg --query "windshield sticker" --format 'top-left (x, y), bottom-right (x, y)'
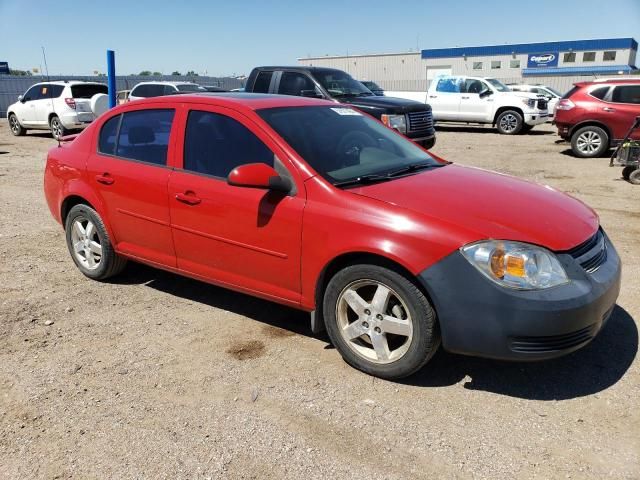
top-left (331, 108), bottom-right (362, 116)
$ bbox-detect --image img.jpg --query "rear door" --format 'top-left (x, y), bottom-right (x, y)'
top-left (71, 83), bottom-right (108, 122)
top-left (167, 105), bottom-right (305, 303)
top-left (606, 84), bottom-right (640, 140)
top-left (86, 107), bottom-right (178, 266)
top-left (428, 77), bottom-right (462, 120)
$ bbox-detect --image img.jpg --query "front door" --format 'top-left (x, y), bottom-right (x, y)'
top-left (19, 85), bottom-right (41, 126)
top-left (459, 78), bottom-right (493, 122)
top-left (168, 106), bottom-right (305, 304)
top-left (86, 107), bottom-right (178, 266)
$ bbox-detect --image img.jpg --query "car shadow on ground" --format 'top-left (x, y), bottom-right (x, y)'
top-left (114, 263), bottom-right (636, 400)
top-left (402, 304), bottom-right (637, 400)
top-left (435, 125), bottom-right (555, 135)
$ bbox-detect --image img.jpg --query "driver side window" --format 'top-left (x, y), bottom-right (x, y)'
top-left (22, 85), bottom-right (40, 102)
top-left (461, 79), bottom-right (488, 94)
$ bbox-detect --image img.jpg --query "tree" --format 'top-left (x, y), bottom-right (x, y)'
top-left (152, 71), bottom-right (162, 76)
top-left (9, 69), bottom-right (32, 76)
top-left (185, 70), bottom-right (199, 77)
top-left (171, 71), bottom-right (181, 76)
top-left (139, 70), bottom-right (152, 76)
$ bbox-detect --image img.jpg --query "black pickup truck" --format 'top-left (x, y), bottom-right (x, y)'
top-left (245, 66), bottom-right (436, 149)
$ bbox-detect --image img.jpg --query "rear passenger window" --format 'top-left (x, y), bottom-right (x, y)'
top-left (115, 109), bottom-right (174, 165)
top-left (183, 110), bottom-right (274, 178)
top-left (253, 71), bottom-right (273, 93)
top-left (278, 72), bottom-right (316, 96)
top-left (98, 114), bottom-right (121, 155)
top-left (435, 77), bottom-right (461, 93)
top-left (612, 86), bottom-right (640, 104)
top-left (589, 87), bottom-right (610, 100)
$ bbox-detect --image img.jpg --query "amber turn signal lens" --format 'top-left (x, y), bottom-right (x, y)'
top-left (490, 249), bottom-right (505, 278)
top-left (506, 255), bottom-right (526, 277)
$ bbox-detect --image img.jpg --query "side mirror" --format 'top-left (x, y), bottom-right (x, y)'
top-left (300, 89), bottom-right (322, 98)
top-left (18, 95), bottom-right (24, 102)
top-left (479, 89), bottom-right (492, 98)
top-left (227, 163), bottom-right (292, 193)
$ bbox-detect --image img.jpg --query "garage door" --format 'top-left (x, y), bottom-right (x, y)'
top-left (426, 66), bottom-right (452, 81)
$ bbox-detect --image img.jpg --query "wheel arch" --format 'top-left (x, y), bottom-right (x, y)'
top-left (48, 112), bottom-right (59, 124)
top-left (492, 106), bottom-right (524, 126)
top-left (569, 121), bottom-right (612, 142)
top-left (312, 251), bottom-right (436, 333)
top-left (61, 195), bottom-right (96, 226)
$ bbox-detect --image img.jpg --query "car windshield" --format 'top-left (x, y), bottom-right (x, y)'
top-left (258, 106), bottom-right (442, 186)
top-left (364, 81), bottom-right (381, 90)
top-left (313, 70), bottom-right (373, 97)
top-left (176, 84), bottom-right (205, 92)
top-left (545, 87), bottom-right (563, 97)
top-left (71, 84), bottom-right (108, 98)
top-left (485, 78), bottom-right (511, 92)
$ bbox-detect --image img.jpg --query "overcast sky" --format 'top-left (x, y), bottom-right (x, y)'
top-left (1, 0), bottom-right (639, 76)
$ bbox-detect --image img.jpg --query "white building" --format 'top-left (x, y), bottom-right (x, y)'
top-left (299, 38), bottom-right (638, 93)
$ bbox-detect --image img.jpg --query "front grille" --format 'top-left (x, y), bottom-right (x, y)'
top-left (537, 98), bottom-right (548, 110)
top-left (566, 229), bottom-right (607, 273)
top-left (407, 110), bottom-right (433, 133)
top-left (510, 324), bottom-right (598, 353)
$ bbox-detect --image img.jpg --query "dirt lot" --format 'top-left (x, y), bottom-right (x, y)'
top-left (0, 120), bottom-right (638, 479)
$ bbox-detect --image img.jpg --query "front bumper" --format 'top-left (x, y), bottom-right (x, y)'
top-left (418, 231), bottom-right (621, 361)
top-left (523, 112), bottom-right (549, 126)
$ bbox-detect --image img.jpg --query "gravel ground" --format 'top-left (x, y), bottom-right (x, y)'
top-left (0, 121), bottom-right (638, 479)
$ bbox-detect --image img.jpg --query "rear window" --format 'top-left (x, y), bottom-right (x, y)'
top-left (71, 84), bottom-right (108, 98)
top-left (253, 71), bottom-right (273, 93)
top-left (562, 86), bottom-right (580, 99)
top-left (132, 84), bottom-right (165, 98)
top-left (176, 84), bottom-right (204, 92)
top-left (98, 114), bottom-right (121, 155)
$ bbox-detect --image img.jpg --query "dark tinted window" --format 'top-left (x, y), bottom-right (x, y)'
top-left (71, 84), bottom-right (107, 98)
top-left (176, 84), bottom-right (204, 92)
top-left (98, 115), bottom-right (121, 155)
top-left (115, 109), bottom-right (174, 165)
top-left (278, 72), bottom-right (317, 96)
top-left (461, 79), bottom-right (487, 94)
top-left (37, 84), bottom-right (64, 99)
top-left (253, 71), bottom-right (273, 93)
top-left (589, 86), bottom-right (610, 100)
top-left (563, 52), bottom-right (576, 63)
top-left (22, 85), bottom-right (39, 101)
top-left (583, 52), bottom-right (596, 62)
top-left (612, 85), bottom-right (640, 104)
top-left (603, 51), bottom-right (616, 61)
top-left (183, 110), bottom-right (274, 178)
top-left (163, 85), bottom-right (177, 95)
top-left (562, 86), bottom-right (580, 99)
top-left (132, 84), bottom-right (165, 98)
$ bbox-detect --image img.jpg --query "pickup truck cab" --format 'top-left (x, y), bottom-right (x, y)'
top-left (245, 66), bottom-right (436, 149)
top-left (427, 76), bottom-right (549, 134)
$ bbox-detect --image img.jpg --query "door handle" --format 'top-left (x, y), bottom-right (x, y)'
top-left (429, 95), bottom-right (438, 98)
top-left (461, 96), bottom-right (469, 99)
top-left (95, 173), bottom-right (114, 185)
top-left (175, 191), bottom-right (201, 206)
top-left (602, 107), bottom-right (616, 112)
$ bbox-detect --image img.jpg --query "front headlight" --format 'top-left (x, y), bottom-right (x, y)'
top-left (381, 114), bottom-right (407, 134)
top-left (461, 240), bottom-right (569, 290)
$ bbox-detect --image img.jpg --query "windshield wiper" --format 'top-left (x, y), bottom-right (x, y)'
top-left (333, 174), bottom-right (392, 188)
top-left (385, 162), bottom-right (446, 178)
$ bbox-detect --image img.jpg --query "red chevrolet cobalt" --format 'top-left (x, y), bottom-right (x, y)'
top-left (44, 93), bottom-right (621, 379)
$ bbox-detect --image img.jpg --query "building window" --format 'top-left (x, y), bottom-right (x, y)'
top-left (472, 61), bottom-right (483, 70)
top-left (603, 51), bottom-right (616, 61)
top-left (509, 59), bottom-right (520, 68)
top-left (583, 51), bottom-right (596, 62)
top-left (491, 61), bottom-right (501, 69)
top-left (563, 52), bottom-right (576, 63)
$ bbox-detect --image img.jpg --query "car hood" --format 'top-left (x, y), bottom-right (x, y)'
top-left (502, 91), bottom-right (539, 100)
top-left (340, 94), bottom-right (429, 114)
top-left (347, 164), bottom-right (598, 251)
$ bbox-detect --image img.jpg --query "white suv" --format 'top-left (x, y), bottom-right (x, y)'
top-left (7, 81), bottom-right (108, 139)
top-left (508, 84), bottom-right (562, 119)
top-left (128, 81), bottom-right (205, 101)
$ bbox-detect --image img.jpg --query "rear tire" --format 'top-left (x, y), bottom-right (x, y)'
top-left (323, 264), bottom-right (440, 379)
top-left (496, 110), bottom-right (523, 135)
top-left (570, 126), bottom-right (609, 158)
top-left (65, 204), bottom-right (127, 280)
top-left (622, 166), bottom-right (637, 181)
top-left (49, 115), bottom-right (67, 140)
top-left (8, 113), bottom-right (26, 136)
top-left (629, 169), bottom-right (640, 185)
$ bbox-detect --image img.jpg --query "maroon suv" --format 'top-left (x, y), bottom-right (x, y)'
top-left (555, 79), bottom-right (640, 158)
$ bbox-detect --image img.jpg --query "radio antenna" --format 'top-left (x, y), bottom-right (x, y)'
top-left (41, 46), bottom-right (60, 146)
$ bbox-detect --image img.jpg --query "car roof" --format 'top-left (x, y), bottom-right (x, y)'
top-left (253, 66), bottom-right (345, 74)
top-left (132, 81), bottom-right (198, 86)
top-left (112, 92), bottom-right (333, 111)
top-left (32, 80), bottom-right (106, 86)
top-left (574, 78), bottom-right (640, 88)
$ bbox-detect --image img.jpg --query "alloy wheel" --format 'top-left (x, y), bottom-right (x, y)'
top-left (70, 216), bottom-right (103, 270)
top-left (576, 131), bottom-right (602, 155)
top-left (9, 115), bottom-right (20, 134)
top-left (499, 114), bottom-right (518, 133)
top-left (335, 279), bottom-right (413, 364)
top-left (50, 117), bottom-right (63, 139)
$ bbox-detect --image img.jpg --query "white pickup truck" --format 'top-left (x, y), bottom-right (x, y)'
top-left (387, 76), bottom-right (549, 135)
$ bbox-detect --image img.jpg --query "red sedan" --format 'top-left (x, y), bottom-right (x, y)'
top-left (44, 93), bottom-right (621, 379)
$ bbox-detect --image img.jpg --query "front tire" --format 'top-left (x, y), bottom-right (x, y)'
top-left (323, 264), bottom-right (440, 379)
top-left (49, 115), bottom-right (68, 140)
top-left (571, 126), bottom-right (609, 158)
top-left (65, 204), bottom-right (127, 280)
top-left (8, 113), bottom-right (26, 136)
top-left (496, 110), bottom-right (523, 135)
top-left (629, 169), bottom-right (640, 185)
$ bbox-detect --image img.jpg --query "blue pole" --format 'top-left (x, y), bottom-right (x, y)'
top-left (107, 50), bottom-right (116, 108)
